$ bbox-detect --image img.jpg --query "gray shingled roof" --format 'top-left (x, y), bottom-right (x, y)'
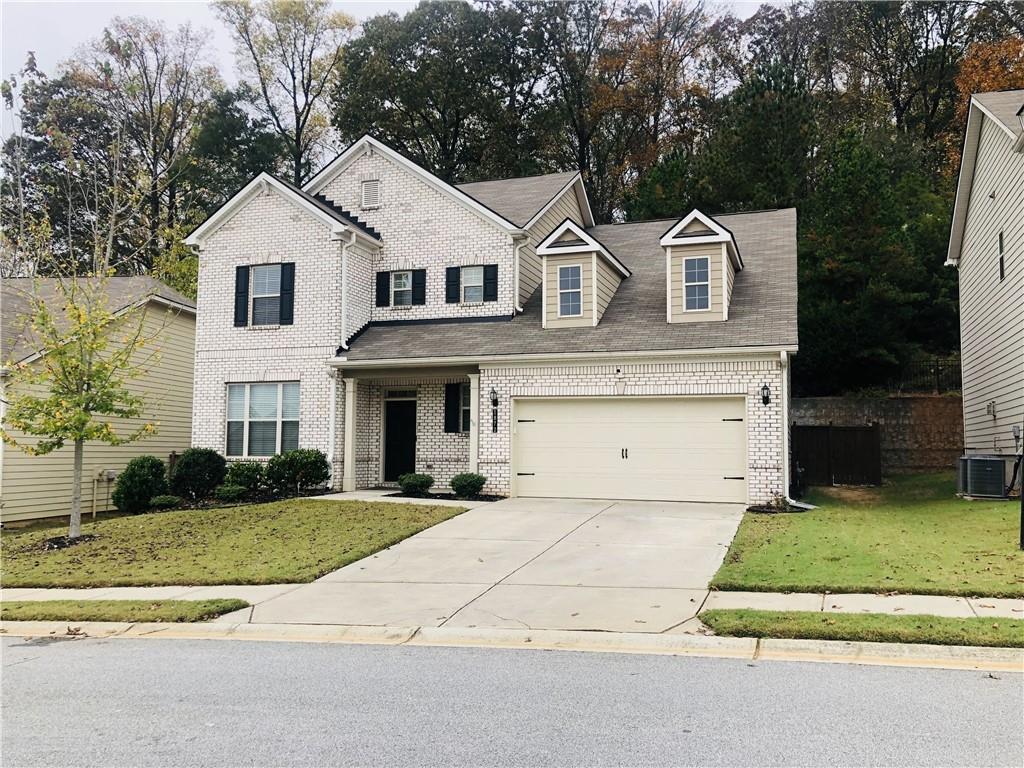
top-left (2, 276), bottom-right (195, 364)
top-left (974, 90), bottom-right (1024, 140)
top-left (345, 208), bottom-right (798, 361)
top-left (457, 171), bottom-right (580, 227)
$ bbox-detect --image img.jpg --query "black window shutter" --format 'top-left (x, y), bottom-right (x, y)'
top-left (444, 383), bottom-right (461, 433)
top-left (483, 264), bottom-right (498, 302)
top-left (234, 265), bottom-right (250, 327)
top-left (375, 271), bottom-right (390, 307)
top-left (411, 269), bottom-right (427, 305)
top-left (446, 266), bottom-right (461, 303)
top-left (279, 263), bottom-right (295, 325)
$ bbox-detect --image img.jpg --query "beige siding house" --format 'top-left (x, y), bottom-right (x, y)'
top-left (947, 89), bottom-right (1024, 489)
top-left (0, 278), bottom-right (196, 523)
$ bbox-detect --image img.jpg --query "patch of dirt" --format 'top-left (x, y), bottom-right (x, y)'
top-left (385, 492), bottom-right (504, 503)
top-left (817, 485), bottom-right (883, 505)
top-left (40, 534), bottom-right (97, 551)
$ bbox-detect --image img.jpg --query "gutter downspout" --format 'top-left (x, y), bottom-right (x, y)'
top-left (512, 234), bottom-right (527, 313)
top-left (330, 229), bottom-right (356, 473)
top-left (336, 230), bottom-right (357, 351)
top-left (780, 349), bottom-right (815, 510)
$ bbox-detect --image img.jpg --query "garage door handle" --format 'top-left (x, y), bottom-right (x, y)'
top-left (722, 418), bottom-right (743, 422)
top-left (621, 448), bottom-right (628, 459)
top-left (517, 472), bottom-right (535, 476)
top-left (723, 476), bottom-right (745, 480)
top-left (517, 419), bottom-right (535, 423)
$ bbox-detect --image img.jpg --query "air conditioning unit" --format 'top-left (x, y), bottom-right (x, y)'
top-left (958, 456), bottom-right (1006, 498)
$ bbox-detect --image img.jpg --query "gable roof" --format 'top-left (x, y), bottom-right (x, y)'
top-left (183, 172), bottom-right (381, 248)
top-left (304, 135), bottom-right (527, 234)
top-left (536, 218), bottom-right (631, 277)
top-left (339, 208), bottom-right (797, 363)
top-left (660, 209), bottom-right (744, 269)
top-left (456, 171), bottom-right (595, 228)
top-left (947, 89), bottom-right (1024, 265)
top-left (2, 277), bottom-right (195, 365)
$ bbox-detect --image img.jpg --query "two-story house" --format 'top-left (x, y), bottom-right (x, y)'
top-left (185, 135), bottom-right (798, 505)
top-left (946, 89), bottom-right (1024, 492)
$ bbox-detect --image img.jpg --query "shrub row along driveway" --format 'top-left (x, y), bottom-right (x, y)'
top-left (0, 500), bottom-right (463, 587)
top-left (244, 497), bottom-right (745, 632)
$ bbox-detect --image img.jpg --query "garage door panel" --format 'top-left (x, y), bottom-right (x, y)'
top-left (513, 397), bottom-right (747, 503)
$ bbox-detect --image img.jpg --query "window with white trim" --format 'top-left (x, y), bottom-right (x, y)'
top-left (391, 271), bottom-right (412, 306)
top-left (361, 179), bottom-right (380, 209)
top-left (252, 264), bottom-right (281, 325)
top-left (462, 266), bottom-right (484, 303)
top-left (558, 264), bottom-right (582, 317)
top-left (460, 383), bottom-right (471, 432)
top-left (684, 256), bottom-right (710, 311)
top-left (226, 382), bottom-right (299, 457)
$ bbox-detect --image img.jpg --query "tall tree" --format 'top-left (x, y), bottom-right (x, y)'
top-left (216, 0), bottom-right (355, 184)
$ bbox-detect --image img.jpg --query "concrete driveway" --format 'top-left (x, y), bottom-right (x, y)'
top-left (251, 497), bottom-right (744, 632)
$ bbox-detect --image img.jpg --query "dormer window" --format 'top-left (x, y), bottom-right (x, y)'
top-left (684, 257), bottom-right (710, 311)
top-left (361, 179), bottom-right (380, 209)
top-left (558, 265), bottom-right (583, 317)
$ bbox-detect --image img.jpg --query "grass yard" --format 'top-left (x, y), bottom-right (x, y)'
top-left (0, 599), bottom-right (249, 623)
top-left (1, 499), bottom-right (464, 588)
top-left (712, 473), bottom-right (1024, 597)
top-left (700, 609), bottom-right (1024, 648)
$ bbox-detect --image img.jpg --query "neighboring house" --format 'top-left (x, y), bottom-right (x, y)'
top-left (946, 89), bottom-right (1024, 488)
top-left (0, 277), bottom-right (196, 523)
top-left (185, 135), bottom-right (797, 505)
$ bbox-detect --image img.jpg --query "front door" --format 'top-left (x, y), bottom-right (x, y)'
top-left (384, 400), bottom-right (417, 481)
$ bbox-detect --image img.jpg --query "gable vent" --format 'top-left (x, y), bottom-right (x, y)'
top-left (361, 179), bottom-right (381, 209)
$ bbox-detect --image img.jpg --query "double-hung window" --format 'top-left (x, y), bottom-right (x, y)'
top-left (684, 256), bottom-right (710, 311)
top-left (391, 271), bottom-right (412, 306)
top-left (226, 382), bottom-right (299, 457)
top-left (252, 264), bottom-right (281, 325)
top-left (461, 266), bottom-right (484, 303)
top-left (558, 264), bottom-right (582, 317)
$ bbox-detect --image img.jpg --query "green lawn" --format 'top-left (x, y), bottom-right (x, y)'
top-left (700, 609), bottom-right (1024, 648)
top-left (712, 473), bottom-right (1024, 597)
top-left (1, 499), bottom-right (463, 587)
top-left (1, 599), bottom-right (249, 623)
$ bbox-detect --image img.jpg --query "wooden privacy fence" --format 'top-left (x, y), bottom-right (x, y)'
top-left (792, 423), bottom-right (882, 487)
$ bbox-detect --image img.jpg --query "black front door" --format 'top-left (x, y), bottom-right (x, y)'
top-left (384, 400), bottom-right (417, 481)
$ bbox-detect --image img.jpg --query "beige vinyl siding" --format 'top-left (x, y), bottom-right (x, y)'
top-left (669, 243), bottom-right (725, 323)
top-left (1, 304), bottom-right (196, 523)
top-left (522, 187), bottom-right (584, 305)
top-left (958, 115), bottom-right (1024, 457)
top-left (595, 256), bottom-right (622, 323)
top-left (544, 254), bottom-right (593, 328)
top-left (726, 252), bottom-right (736, 305)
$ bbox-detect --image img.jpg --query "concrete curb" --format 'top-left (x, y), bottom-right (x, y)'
top-left (2, 620), bottom-right (1021, 671)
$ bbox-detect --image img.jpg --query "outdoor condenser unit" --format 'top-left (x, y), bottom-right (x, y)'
top-left (958, 456), bottom-right (1007, 498)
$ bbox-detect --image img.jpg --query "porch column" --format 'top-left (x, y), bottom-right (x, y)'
top-left (468, 373), bottom-right (480, 474)
top-left (342, 377), bottom-right (357, 492)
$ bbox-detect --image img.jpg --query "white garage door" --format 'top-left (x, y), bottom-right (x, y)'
top-left (512, 397), bottom-right (747, 503)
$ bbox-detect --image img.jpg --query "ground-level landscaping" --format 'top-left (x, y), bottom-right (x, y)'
top-left (1, 499), bottom-right (464, 587)
top-left (713, 473), bottom-right (1024, 597)
top-left (0, 599), bottom-right (248, 623)
top-left (700, 609), bottom-right (1024, 648)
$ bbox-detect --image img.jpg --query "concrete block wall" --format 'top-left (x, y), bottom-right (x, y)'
top-left (791, 395), bottom-right (964, 473)
top-left (478, 357), bottom-right (786, 503)
top-left (318, 150), bottom-right (518, 322)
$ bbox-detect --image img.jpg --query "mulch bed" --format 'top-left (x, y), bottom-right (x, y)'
top-left (40, 534), bottom-right (98, 551)
top-left (746, 503), bottom-right (805, 514)
top-left (385, 492), bottom-right (504, 503)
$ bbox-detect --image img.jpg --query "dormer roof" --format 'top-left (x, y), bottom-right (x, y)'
top-left (537, 218), bottom-right (631, 278)
top-left (659, 209), bottom-right (743, 270)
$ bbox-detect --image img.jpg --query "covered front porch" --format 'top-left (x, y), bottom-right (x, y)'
top-left (336, 366), bottom-right (485, 492)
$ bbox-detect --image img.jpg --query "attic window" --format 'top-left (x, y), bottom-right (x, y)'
top-left (684, 257), bottom-right (710, 311)
top-left (361, 179), bottom-right (380, 209)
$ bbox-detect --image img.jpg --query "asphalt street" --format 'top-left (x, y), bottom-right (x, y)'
top-left (2, 637), bottom-right (1021, 767)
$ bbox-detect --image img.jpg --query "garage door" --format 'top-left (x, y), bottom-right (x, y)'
top-left (512, 397), bottom-right (747, 503)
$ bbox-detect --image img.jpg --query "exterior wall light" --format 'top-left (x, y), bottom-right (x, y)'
top-left (761, 384), bottom-right (771, 405)
top-left (489, 388), bottom-right (498, 407)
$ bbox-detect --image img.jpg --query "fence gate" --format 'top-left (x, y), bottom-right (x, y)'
top-left (792, 423), bottom-right (882, 486)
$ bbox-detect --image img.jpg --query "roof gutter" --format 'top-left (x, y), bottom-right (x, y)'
top-left (330, 344), bottom-right (798, 370)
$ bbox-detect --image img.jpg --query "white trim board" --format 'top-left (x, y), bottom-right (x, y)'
top-left (660, 209), bottom-right (743, 270)
top-left (536, 218), bottom-right (631, 278)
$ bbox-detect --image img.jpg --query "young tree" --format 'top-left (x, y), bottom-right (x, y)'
top-left (215, 0), bottom-right (355, 185)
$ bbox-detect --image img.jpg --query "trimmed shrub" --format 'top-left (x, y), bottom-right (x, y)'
top-left (265, 449), bottom-right (330, 496)
top-left (150, 494), bottom-right (184, 510)
top-left (450, 472), bottom-right (486, 499)
top-left (170, 448), bottom-right (227, 501)
top-left (225, 461), bottom-right (265, 494)
top-left (397, 473), bottom-right (434, 497)
top-left (112, 456), bottom-right (167, 514)
top-left (214, 484), bottom-right (247, 503)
